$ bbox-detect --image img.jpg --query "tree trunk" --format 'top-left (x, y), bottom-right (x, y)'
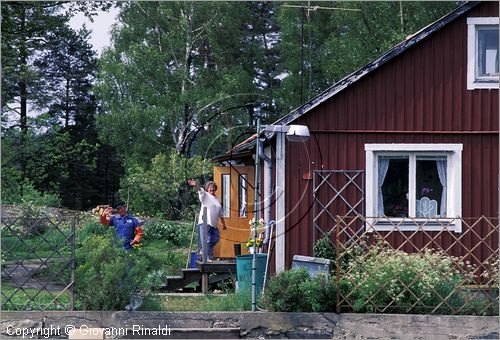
top-left (65, 78), bottom-right (70, 128)
top-left (19, 6), bottom-right (28, 137)
top-left (176, 4), bottom-right (195, 156)
top-left (19, 6), bottom-right (28, 178)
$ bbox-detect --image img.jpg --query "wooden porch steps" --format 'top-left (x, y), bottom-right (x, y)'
top-left (163, 268), bottom-right (202, 292)
top-left (161, 260), bottom-right (237, 293)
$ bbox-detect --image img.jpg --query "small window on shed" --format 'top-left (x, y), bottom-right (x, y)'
top-left (467, 17), bottom-right (499, 89)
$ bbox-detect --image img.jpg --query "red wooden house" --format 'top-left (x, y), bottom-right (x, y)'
top-left (212, 1), bottom-right (499, 274)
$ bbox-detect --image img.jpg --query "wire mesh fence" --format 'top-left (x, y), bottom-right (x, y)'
top-left (332, 215), bottom-right (499, 315)
top-left (1, 215), bottom-right (76, 311)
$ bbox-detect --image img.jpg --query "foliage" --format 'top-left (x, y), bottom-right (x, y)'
top-left (143, 220), bottom-right (191, 247)
top-left (215, 278), bottom-right (236, 294)
top-left (159, 290), bottom-right (252, 312)
top-left (203, 289), bottom-right (252, 311)
top-left (142, 269), bottom-right (170, 295)
top-left (313, 235), bottom-right (336, 261)
top-left (1, 1), bottom-right (459, 215)
top-left (1, 2), bottom-right (123, 211)
top-left (121, 152), bottom-right (211, 219)
top-left (95, 2), bottom-right (271, 161)
top-left (6, 184), bottom-right (61, 237)
top-left (299, 274), bottom-right (337, 312)
top-left (2, 175), bottom-right (63, 207)
top-left (1, 2), bottom-right (68, 120)
top-left (262, 268), bottom-right (336, 312)
top-left (154, 250), bottom-right (186, 276)
top-left (342, 242), bottom-right (474, 314)
top-left (76, 220), bottom-right (110, 247)
top-left (244, 218), bottom-right (265, 250)
top-left (75, 231), bottom-right (159, 310)
top-left (480, 256), bottom-right (499, 286)
top-left (1, 284), bottom-right (69, 311)
top-left (276, 1), bottom-right (457, 109)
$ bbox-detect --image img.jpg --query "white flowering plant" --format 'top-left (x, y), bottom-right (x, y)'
top-left (244, 218), bottom-right (266, 251)
top-left (248, 217), bottom-right (266, 235)
top-left (342, 239), bottom-right (476, 314)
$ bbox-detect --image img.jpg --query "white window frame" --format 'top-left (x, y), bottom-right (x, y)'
top-left (238, 174), bottom-right (248, 217)
top-left (365, 144), bottom-right (463, 233)
top-left (221, 174), bottom-right (230, 218)
top-left (467, 17), bottom-right (499, 90)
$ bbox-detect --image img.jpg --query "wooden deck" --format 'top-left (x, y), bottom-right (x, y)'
top-left (197, 259), bottom-right (236, 293)
top-left (162, 259), bottom-right (237, 293)
top-left (196, 259), bottom-right (236, 272)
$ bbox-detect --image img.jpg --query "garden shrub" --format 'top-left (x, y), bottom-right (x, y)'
top-left (75, 230), bottom-right (160, 310)
top-left (4, 179), bottom-right (62, 207)
top-left (262, 269), bottom-right (311, 311)
top-left (17, 202), bottom-right (50, 237)
top-left (262, 268), bottom-right (336, 312)
top-left (143, 220), bottom-right (191, 247)
top-left (76, 221), bottom-right (109, 246)
top-left (299, 274), bottom-right (337, 312)
top-left (313, 235), bottom-right (367, 274)
top-left (143, 269), bottom-right (170, 295)
top-left (342, 242), bottom-right (473, 314)
top-left (6, 182), bottom-right (61, 237)
top-left (313, 235), bottom-right (336, 261)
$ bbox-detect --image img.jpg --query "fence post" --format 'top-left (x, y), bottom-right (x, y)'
top-left (69, 217), bottom-right (76, 311)
top-left (487, 217), bottom-right (493, 315)
top-left (335, 215), bottom-right (341, 314)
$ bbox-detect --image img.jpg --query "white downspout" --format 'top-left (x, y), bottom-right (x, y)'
top-left (275, 132), bottom-right (286, 272)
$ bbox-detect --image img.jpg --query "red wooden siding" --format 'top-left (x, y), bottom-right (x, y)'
top-left (283, 1), bottom-right (499, 268)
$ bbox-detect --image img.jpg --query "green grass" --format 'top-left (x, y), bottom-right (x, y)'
top-left (2, 232), bottom-right (71, 261)
top-left (2, 218), bottom-right (200, 310)
top-left (1, 283), bottom-right (70, 310)
top-left (143, 290), bottom-right (254, 311)
top-left (142, 239), bottom-right (191, 275)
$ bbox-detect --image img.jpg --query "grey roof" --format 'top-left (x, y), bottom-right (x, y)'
top-left (224, 1), bottom-right (479, 156)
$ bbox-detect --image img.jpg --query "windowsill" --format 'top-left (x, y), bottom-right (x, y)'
top-left (468, 80), bottom-right (499, 90)
top-left (366, 217), bottom-right (460, 232)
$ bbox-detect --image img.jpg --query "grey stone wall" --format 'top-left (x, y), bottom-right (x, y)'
top-left (1, 311), bottom-right (498, 339)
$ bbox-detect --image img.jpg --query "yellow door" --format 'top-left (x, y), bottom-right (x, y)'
top-left (213, 166), bottom-right (255, 258)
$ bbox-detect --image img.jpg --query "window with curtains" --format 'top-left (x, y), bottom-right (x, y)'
top-left (378, 156), bottom-right (447, 218)
top-left (467, 17), bottom-right (499, 89)
top-left (365, 144), bottom-right (463, 232)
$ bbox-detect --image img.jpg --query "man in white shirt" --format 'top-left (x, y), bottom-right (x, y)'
top-left (188, 179), bottom-right (227, 261)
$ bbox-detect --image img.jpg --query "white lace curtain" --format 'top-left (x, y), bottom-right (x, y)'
top-left (378, 159), bottom-right (390, 216)
top-left (377, 158), bottom-right (446, 217)
top-left (436, 160), bottom-right (447, 216)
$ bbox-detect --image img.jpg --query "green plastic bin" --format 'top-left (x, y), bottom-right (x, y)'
top-left (236, 254), bottom-right (268, 293)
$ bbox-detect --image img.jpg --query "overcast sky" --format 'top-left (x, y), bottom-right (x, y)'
top-left (69, 7), bottom-right (120, 55)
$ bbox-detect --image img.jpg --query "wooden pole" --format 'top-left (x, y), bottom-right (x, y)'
top-left (202, 207), bottom-right (208, 264)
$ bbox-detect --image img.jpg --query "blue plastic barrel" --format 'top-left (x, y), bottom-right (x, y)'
top-left (189, 251), bottom-right (198, 268)
top-left (236, 254), bottom-right (268, 293)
